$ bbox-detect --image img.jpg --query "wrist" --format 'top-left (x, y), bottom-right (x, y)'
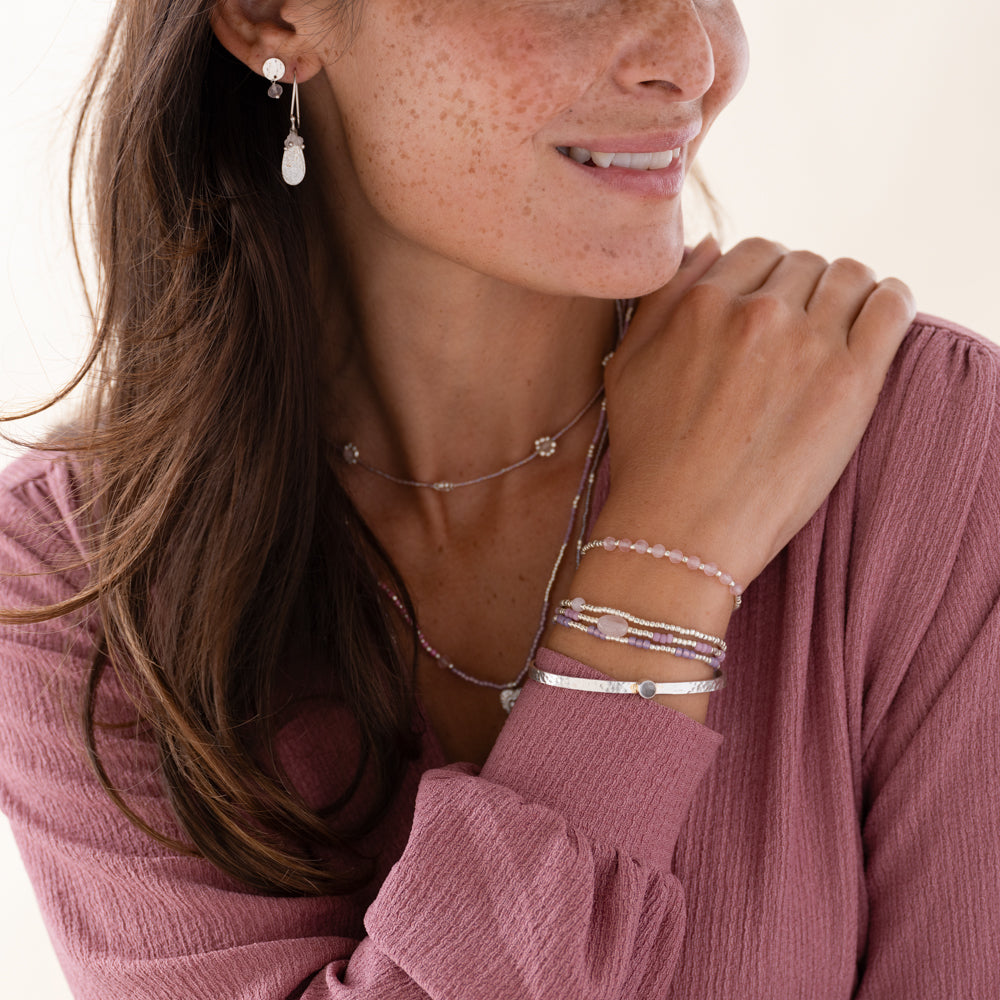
top-left (587, 498), bottom-right (764, 590)
top-left (543, 556), bottom-right (735, 725)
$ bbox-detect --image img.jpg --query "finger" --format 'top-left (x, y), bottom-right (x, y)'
top-left (627, 235), bottom-right (723, 335)
top-left (694, 237), bottom-right (787, 296)
top-left (805, 257), bottom-right (878, 333)
top-left (847, 277), bottom-right (917, 372)
top-left (756, 250), bottom-right (829, 313)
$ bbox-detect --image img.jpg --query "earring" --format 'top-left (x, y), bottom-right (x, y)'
top-left (262, 57), bottom-right (285, 99)
top-left (281, 71), bottom-right (306, 186)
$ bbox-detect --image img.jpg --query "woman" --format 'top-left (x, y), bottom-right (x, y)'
top-left (1, 0), bottom-right (998, 997)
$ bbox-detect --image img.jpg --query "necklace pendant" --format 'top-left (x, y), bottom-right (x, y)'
top-left (500, 687), bottom-right (521, 713)
top-left (534, 436), bottom-right (557, 458)
top-left (432, 481), bottom-right (454, 493)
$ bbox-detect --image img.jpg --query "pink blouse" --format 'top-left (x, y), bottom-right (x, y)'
top-left (1, 315), bottom-right (999, 998)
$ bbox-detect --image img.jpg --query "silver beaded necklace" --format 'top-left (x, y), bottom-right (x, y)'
top-left (339, 381), bottom-right (605, 493)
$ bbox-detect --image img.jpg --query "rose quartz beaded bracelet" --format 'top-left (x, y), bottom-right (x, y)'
top-left (580, 536), bottom-right (744, 609)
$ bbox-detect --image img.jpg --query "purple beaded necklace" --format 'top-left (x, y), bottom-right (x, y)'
top-left (379, 403), bottom-right (605, 713)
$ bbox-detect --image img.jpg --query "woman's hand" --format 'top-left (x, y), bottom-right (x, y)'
top-left (599, 236), bottom-right (917, 587)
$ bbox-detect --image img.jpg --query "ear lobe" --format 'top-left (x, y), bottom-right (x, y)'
top-left (210, 0), bottom-right (326, 83)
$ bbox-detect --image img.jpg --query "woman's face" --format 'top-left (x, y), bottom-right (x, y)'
top-left (316, 0), bottom-right (749, 297)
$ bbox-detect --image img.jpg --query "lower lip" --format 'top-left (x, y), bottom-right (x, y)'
top-left (557, 149), bottom-right (685, 198)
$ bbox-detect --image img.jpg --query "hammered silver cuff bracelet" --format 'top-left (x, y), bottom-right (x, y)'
top-left (528, 665), bottom-right (726, 698)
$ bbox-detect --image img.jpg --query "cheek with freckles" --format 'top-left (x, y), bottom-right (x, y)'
top-left (326, 0), bottom-right (749, 293)
top-left (333, 3), bottom-right (601, 261)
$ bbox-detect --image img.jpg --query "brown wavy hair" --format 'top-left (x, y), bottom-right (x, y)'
top-left (2, 0), bottom-right (722, 897)
top-left (0, 0), bottom-right (422, 897)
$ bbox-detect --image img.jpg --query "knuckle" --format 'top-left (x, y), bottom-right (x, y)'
top-left (740, 291), bottom-right (787, 330)
top-left (681, 280), bottom-right (730, 317)
top-left (786, 249), bottom-right (828, 270)
top-left (829, 257), bottom-right (877, 284)
top-left (734, 236), bottom-right (781, 258)
top-left (878, 276), bottom-right (916, 307)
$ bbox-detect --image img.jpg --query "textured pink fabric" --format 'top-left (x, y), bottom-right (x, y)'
top-left (1, 315), bottom-right (999, 998)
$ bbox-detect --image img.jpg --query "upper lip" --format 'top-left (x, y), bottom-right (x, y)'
top-left (556, 124), bottom-right (701, 153)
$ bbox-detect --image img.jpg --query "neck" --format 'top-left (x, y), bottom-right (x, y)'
top-left (317, 237), bottom-right (617, 494)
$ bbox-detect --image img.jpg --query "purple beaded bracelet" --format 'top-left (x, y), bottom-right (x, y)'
top-left (581, 536), bottom-right (744, 609)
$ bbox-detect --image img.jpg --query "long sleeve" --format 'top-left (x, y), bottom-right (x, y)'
top-left (848, 319), bottom-right (1000, 995)
top-left (0, 455), bottom-right (722, 1000)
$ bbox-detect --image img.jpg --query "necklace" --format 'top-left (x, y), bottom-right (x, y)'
top-left (339, 374), bottom-right (608, 493)
top-left (373, 299), bottom-right (630, 712)
top-left (381, 399), bottom-right (608, 713)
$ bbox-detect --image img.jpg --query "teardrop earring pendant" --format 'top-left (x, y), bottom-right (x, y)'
top-left (281, 71), bottom-right (306, 186)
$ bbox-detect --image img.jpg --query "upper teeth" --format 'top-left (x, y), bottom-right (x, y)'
top-left (558, 146), bottom-right (682, 170)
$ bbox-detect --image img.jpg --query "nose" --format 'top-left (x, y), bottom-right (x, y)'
top-left (609, 0), bottom-right (716, 100)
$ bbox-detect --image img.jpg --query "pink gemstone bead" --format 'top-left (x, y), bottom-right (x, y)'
top-left (569, 597), bottom-right (586, 612)
top-left (719, 573), bottom-right (734, 586)
top-left (702, 562), bottom-right (718, 577)
top-left (602, 536), bottom-right (617, 551)
top-left (685, 556), bottom-right (702, 570)
top-left (667, 549), bottom-right (683, 563)
top-left (650, 544), bottom-right (666, 558)
top-left (617, 538), bottom-right (632, 551)
top-left (633, 539), bottom-right (649, 554)
top-left (596, 614), bottom-right (629, 639)
top-left (732, 584), bottom-right (744, 596)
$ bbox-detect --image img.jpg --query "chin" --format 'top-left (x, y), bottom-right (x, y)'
top-left (557, 246), bottom-right (687, 300)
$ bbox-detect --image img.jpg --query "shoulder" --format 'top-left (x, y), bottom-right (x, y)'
top-left (858, 313), bottom-right (1000, 506)
top-left (0, 448), bottom-right (92, 590)
top-left (0, 450), bottom-right (95, 592)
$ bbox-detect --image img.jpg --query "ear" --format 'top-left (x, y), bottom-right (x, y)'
top-left (210, 0), bottom-right (329, 84)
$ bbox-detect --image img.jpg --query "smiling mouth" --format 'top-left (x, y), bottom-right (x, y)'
top-left (556, 145), bottom-right (683, 171)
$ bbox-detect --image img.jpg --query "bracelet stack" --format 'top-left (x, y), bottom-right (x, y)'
top-left (540, 596), bottom-right (728, 698)
top-left (580, 536), bottom-right (744, 609)
top-left (554, 598), bottom-right (726, 668)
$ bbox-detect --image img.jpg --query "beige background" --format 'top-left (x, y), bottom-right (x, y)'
top-left (2, 2), bottom-right (998, 997)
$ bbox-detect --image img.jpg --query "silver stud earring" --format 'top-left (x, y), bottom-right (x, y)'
top-left (281, 71), bottom-right (306, 186)
top-left (262, 57), bottom-right (285, 99)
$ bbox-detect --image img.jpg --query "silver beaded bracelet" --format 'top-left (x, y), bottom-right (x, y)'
top-left (529, 664), bottom-right (726, 698)
top-left (558, 599), bottom-right (727, 650)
